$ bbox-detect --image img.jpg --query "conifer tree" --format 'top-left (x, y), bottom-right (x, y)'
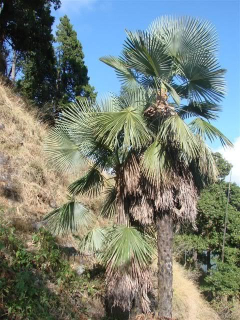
top-left (55, 15), bottom-right (96, 105)
top-left (17, 49), bottom-right (57, 107)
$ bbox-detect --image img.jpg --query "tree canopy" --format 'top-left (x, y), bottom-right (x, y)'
top-left (55, 15), bottom-right (96, 105)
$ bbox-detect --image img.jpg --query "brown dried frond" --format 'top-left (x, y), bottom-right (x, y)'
top-left (123, 152), bottom-right (141, 195)
top-left (106, 263), bottom-right (152, 313)
top-left (130, 196), bottom-right (154, 225)
top-left (173, 178), bottom-right (198, 222)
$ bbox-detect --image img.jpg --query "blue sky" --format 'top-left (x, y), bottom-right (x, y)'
top-left (52, 0), bottom-right (240, 184)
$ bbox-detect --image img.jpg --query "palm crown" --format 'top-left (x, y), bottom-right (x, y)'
top-left (44, 16), bottom-right (232, 316)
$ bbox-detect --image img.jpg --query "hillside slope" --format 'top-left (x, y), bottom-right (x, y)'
top-left (0, 80), bottom-right (220, 320)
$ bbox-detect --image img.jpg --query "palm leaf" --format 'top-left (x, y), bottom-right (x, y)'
top-left (100, 185), bottom-right (117, 218)
top-left (44, 126), bottom-right (85, 173)
top-left (100, 226), bottom-right (154, 272)
top-left (178, 52), bottom-right (226, 103)
top-left (189, 118), bottom-right (233, 147)
top-left (140, 140), bottom-right (170, 183)
top-left (190, 136), bottom-right (218, 186)
top-left (79, 226), bottom-right (107, 254)
top-left (92, 106), bottom-right (151, 150)
top-left (149, 16), bottom-right (218, 57)
top-left (123, 30), bottom-right (172, 79)
top-left (177, 102), bottom-right (221, 120)
top-left (100, 56), bottom-right (139, 88)
top-left (44, 201), bottom-right (95, 235)
top-left (68, 166), bottom-right (105, 197)
top-left (158, 115), bottom-right (199, 159)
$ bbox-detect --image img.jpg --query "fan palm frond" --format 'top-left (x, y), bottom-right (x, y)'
top-left (178, 52), bottom-right (226, 103)
top-left (158, 115), bottom-right (199, 159)
top-left (100, 186), bottom-right (117, 218)
top-left (177, 101), bottom-right (221, 120)
top-left (92, 106), bottom-right (151, 150)
top-left (140, 140), bottom-right (169, 183)
top-left (68, 166), bottom-right (105, 197)
top-left (44, 201), bottom-right (95, 235)
top-left (79, 226), bottom-right (107, 254)
top-left (190, 118), bottom-right (232, 147)
top-left (101, 225), bottom-right (154, 272)
top-left (123, 30), bottom-right (172, 79)
top-left (99, 56), bottom-right (139, 89)
top-left (44, 126), bottom-right (85, 173)
top-left (149, 16), bottom-right (218, 57)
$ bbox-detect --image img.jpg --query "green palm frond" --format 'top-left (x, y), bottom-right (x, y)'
top-left (99, 56), bottom-right (139, 88)
top-left (177, 102), bottom-right (221, 120)
top-left (68, 166), bottom-right (105, 197)
top-left (44, 201), bottom-right (95, 235)
top-left (140, 140), bottom-right (170, 182)
top-left (79, 226), bottom-right (107, 254)
top-left (100, 226), bottom-right (154, 272)
top-left (92, 106), bottom-right (151, 150)
top-left (100, 186), bottom-right (117, 218)
top-left (158, 115), bottom-right (199, 159)
top-left (190, 137), bottom-right (218, 186)
top-left (149, 16), bottom-right (218, 57)
top-left (123, 30), bottom-right (172, 79)
top-left (189, 118), bottom-right (232, 147)
top-left (178, 52), bottom-right (226, 103)
top-left (117, 87), bottom-right (148, 112)
top-left (44, 126), bottom-right (85, 173)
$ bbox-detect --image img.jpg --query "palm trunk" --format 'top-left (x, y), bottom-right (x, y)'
top-left (156, 213), bottom-right (173, 319)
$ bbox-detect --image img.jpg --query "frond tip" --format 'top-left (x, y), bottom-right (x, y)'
top-left (44, 201), bottom-right (94, 235)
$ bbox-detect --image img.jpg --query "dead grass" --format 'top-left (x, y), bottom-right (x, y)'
top-left (150, 259), bottom-right (220, 320)
top-left (0, 79), bottom-right (69, 224)
top-left (172, 263), bottom-right (220, 320)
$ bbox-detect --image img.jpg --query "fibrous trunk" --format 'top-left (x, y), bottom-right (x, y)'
top-left (156, 213), bottom-right (173, 319)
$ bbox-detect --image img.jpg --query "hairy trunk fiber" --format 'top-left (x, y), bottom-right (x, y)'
top-left (156, 213), bottom-right (173, 319)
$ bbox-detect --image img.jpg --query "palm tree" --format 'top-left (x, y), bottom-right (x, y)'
top-left (44, 17), bottom-right (232, 318)
top-left (99, 16), bottom-right (232, 317)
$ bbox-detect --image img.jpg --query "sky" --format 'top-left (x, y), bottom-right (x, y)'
top-left (52, 0), bottom-right (240, 184)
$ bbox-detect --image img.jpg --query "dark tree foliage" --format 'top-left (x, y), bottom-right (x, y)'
top-left (0, 0), bottom-right (60, 110)
top-left (0, 0), bottom-right (60, 53)
top-left (17, 50), bottom-right (57, 107)
top-left (55, 15), bottom-right (96, 105)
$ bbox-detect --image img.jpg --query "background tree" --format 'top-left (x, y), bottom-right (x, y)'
top-left (17, 49), bottom-right (57, 108)
top-left (55, 15), bottom-right (96, 106)
top-left (0, 0), bottom-right (60, 78)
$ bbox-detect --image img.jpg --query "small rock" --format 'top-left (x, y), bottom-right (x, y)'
top-left (32, 221), bottom-right (46, 231)
top-left (0, 173), bottom-right (10, 182)
top-left (0, 152), bottom-right (9, 165)
top-left (76, 265), bottom-right (85, 275)
top-left (49, 199), bottom-right (57, 208)
top-left (0, 123), bottom-right (5, 130)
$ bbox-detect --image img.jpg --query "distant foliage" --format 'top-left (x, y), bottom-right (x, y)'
top-left (0, 2), bottom-right (96, 121)
top-left (175, 153), bottom-right (240, 300)
top-left (55, 15), bottom-right (97, 106)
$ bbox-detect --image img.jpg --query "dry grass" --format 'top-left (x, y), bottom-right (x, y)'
top-left (0, 79), bottom-right (70, 225)
top-left (172, 263), bottom-right (220, 320)
top-left (149, 259), bottom-right (220, 320)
